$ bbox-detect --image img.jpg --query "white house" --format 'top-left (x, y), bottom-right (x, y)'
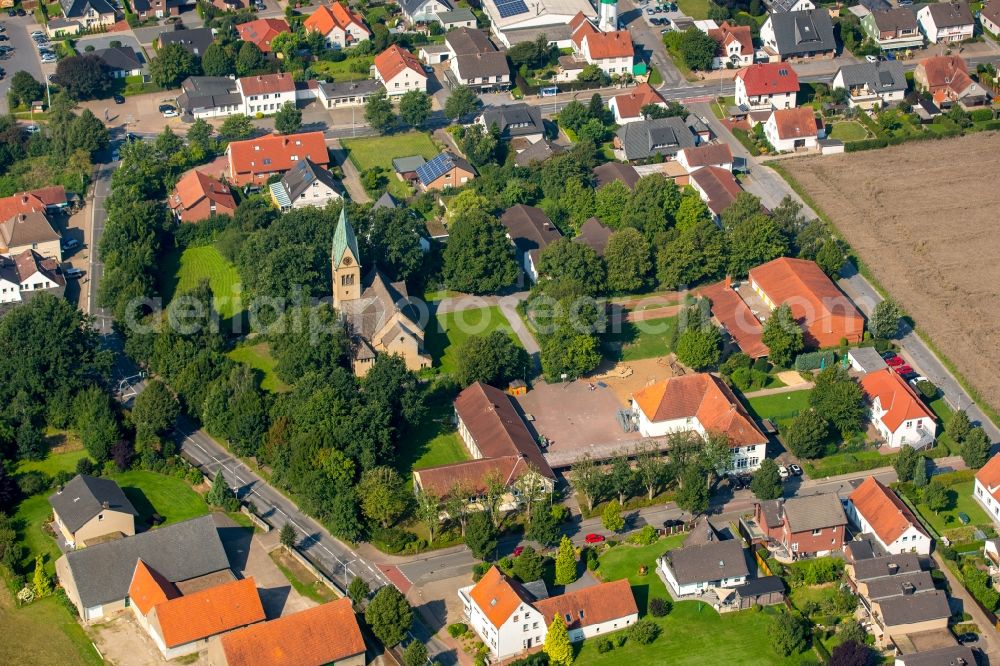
top-left (769, 0), bottom-right (815, 11)
top-left (860, 368), bottom-right (937, 449)
top-left (237, 73), bottom-right (297, 116)
top-left (0, 249), bottom-right (65, 304)
top-left (974, 454), bottom-right (1000, 524)
top-left (399, 0), bottom-right (452, 25)
top-left (832, 61), bottom-right (907, 110)
top-left (658, 528), bottom-right (749, 597)
top-left (631, 373), bottom-right (768, 473)
top-left (676, 143), bottom-right (734, 173)
top-left (764, 107), bottom-right (819, 152)
top-left (608, 83), bottom-right (667, 124)
top-left (847, 477), bottom-right (932, 555)
top-left (373, 45), bottom-right (428, 95)
top-left (303, 3), bottom-right (370, 49)
top-left (568, 12), bottom-right (634, 79)
top-left (706, 21), bottom-right (753, 69)
top-left (982, 2), bottom-right (1000, 37)
top-left (917, 1), bottom-right (974, 43)
top-left (734, 63), bottom-right (800, 111)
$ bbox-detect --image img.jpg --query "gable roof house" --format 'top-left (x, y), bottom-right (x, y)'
top-left (92, 46), bottom-right (144, 78)
top-left (914, 55), bottom-right (990, 108)
top-left (573, 217), bottom-right (614, 257)
top-left (753, 494), bottom-right (848, 558)
top-left (177, 76), bottom-right (244, 119)
top-left (917, 1), bottom-right (974, 44)
top-left (860, 368), bottom-right (937, 449)
top-left (764, 106), bottom-right (821, 152)
top-left (304, 3), bottom-right (370, 49)
top-left (658, 526), bottom-right (750, 597)
top-left (631, 373), bottom-right (768, 473)
top-left (689, 166), bottom-right (743, 221)
top-left (438, 7), bottom-right (477, 29)
top-left (895, 646), bottom-right (976, 666)
top-left (415, 151), bottom-right (476, 191)
top-left (0, 211), bottom-right (63, 262)
top-left (701, 278), bottom-right (770, 359)
top-left (237, 18), bottom-right (290, 53)
top-left (48, 474), bottom-right (137, 549)
top-left (735, 62), bottom-right (800, 112)
top-left (861, 7), bottom-right (923, 50)
top-left (760, 9), bottom-right (837, 62)
top-left (0, 249), bottom-right (66, 306)
top-left (707, 21), bottom-right (753, 69)
top-left (748, 256), bottom-right (864, 347)
top-left (169, 169), bottom-right (237, 223)
top-left (157, 27), bottom-right (216, 57)
top-left (56, 515), bottom-right (232, 623)
top-left (237, 72), bottom-right (297, 116)
top-left (676, 143), bottom-right (734, 173)
top-left (316, 79), bottom-right (384, 109)
top-left (269, 158), bottom-right (343, 211)
top-left (211, 598), bottom-right (366, 666)
top-left (767, 0), bottom-right (815, 11)
top-left (500, 204), bottom-right (563, 283)
top-left (446, 28), bottom-right (510, 91)
top-left (614, 116), bottom-right (696, 162)
top-left (374, 45), bottom-right (428, 95)
top-left (592, 161), bottom-right (641, 190)
top-left (608, 83), bottom-right (668, 124)
top-left (847, 477), bottom-right (931, 555)
top-left (400, 0), bottom-right (453, 25)
top-left (974, 453), bottom-right (1000, 525)
top-left (982, 1), bottom-right (1000, 37)
top-left (0, 187), bottom-right (69, 219)
top-left (478, 104), bottom-right (544, 145)
top-left (226, 131), bottom-right (330, 187)
top-left (59, 0), bottom-right (117, 27)
top-left (833, 61), bottom-right (907, 109)
top-left (566, 11), bottom-right (634, 79)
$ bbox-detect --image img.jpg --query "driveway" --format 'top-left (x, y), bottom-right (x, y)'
top-left (76, 32), bottom-right (146, 59)
top-left (0, 14), bottom-right (44, 113)
top-left (618, 0), bottom-right (684, 87)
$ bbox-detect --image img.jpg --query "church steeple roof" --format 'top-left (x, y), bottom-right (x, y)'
top-left (331, 205), bottom-right (360, 268)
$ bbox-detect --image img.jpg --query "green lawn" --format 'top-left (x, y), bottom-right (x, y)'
top-left (424, 306), bottom-right (520, 375)
top-left (914, 480), bottom-right (992, 536)
top-left (604, 316), bottom-right (678, 362)
top-left (13, 494), bottom-right (64, 577)
top-left (269, 548), bottom-right (339, 604)
top-left (109, 470), bottom-right (209, 529)
top-left (310, 57), bottom-right (373, 83)
top-left (676, 0), bottom-right (711, 19)
top-left (395, 391), bottom-right (471, 484)
top-left (827, 121), bottom-right (869, 142)
top-left (228, 342), bottom-right (290, 393)
top-left (927, 396), bottom-right (958, 453)
top-left (746, 389), bottom-right (813, 428)
top-left (18, 446), bottom-right (87, 477)
top-left (341, 131), bottom-right (439, 173)
top-left (159, 245), bottom-right (243, 320)
top-left (803, 450), bottom-right (890, 479)
top-left (0, 581), bottom-right (102, 666)
top-left (789, 583), bottom-right (838, 611)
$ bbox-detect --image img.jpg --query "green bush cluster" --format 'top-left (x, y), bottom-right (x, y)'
top-left (793, 350), bottom-right (836, 371)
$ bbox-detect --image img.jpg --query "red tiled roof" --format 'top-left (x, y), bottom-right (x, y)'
top-left (736, 62), bottom-right (800, 96)
top-left (769, 107), bottom-right (819, 140)
top-left (632, 373), bottom-right (767, 447)
top-left (128, 560), bottom-right (180, 616)
top-left (0, 186), bottom-right (66, 219)
top-left (678, 143), bottom-right (733, 170)
top-left (849, 477), bottom-right (927, 545)
top-left (170, 169), bottom-right (236, 214)
top-left (237, 18), bottom-right (290, 52)
top-left (707, 21), bottom-right (753, 57)
top-left (533, 579), bottom-right (637, 630)
top-left (219, 598), bottom-right (365, 666)
top-left (570, 13), bottom-right (634, 59)
top-left (690, 165), bottom-right (742, 216)
top-left (917, 55), bottom-right (974, 99)
top-left (304, 3), bottom-right (367, 36)
top-left (152, 577), bottom-right (265, 648)
top-left (860, 368), bottom-right (936, 433)
top-left (374, 45), bottom-right (424, 82)
top-left (415, 455), bottom-right (534, 497)
top-left (701, 279), bottom-right (769, 358)
top-left (468, 566), bottom-right (536, 629)
top-left (227, 131), bottom-right (330, 183)
top-left (976, 454), bottom-right (1000, 503)
top-left (239, 72), bottom-right (296, 96)
top-left (611, 83), bottom-right (666, 120)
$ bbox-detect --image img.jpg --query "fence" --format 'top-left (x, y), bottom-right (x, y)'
top-left (281, 544), bottom-right (345, 596)
top-left (239, 504), bottom-right (271, 532)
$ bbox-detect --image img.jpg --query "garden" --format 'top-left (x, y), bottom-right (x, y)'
top-left (602, 315), bottom-right (678, 362)
top-left (228, 342), bottom-right (290, 393)
top-left (159, 244), bottom-right (243, 320)
top-left (423, 306), bottom-right (521, 375)
top-left (341, 131), bottom-right (442, 199)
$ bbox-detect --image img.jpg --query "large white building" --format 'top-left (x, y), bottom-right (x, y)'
top-left (482, 0), bottom-right (597, 48)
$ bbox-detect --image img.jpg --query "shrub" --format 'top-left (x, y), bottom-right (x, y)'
top-left (752, 358), bottom-right (771, 373)
top-left (793, 350), bottom-right (836, 371)
top-left (596, 637), bottom-right (614, 653)
top-left (873, 338), bottom-right (892, 353)
top-left (649, 597), bottom-right (672, 617)
top-left (629, 618), bottom-right (661, 644)
top-left (18, 471), bottom-right (50, 496)
top-left (721, 352), bottom-right (752, 376)
top-left (75, 457), bottom-right (96, 476)
top-left (915, 380), bottom-right (938, 399)
top-left (370, 527), bottom-right (417, 554)
top-left (448, 623), bottom-right (468, 638)
top-left (971, 108), bottom-right (994, 122)
top-left (731, 366), bottom-right (753, 391)
top-left (472, 561), bottom-right (491, 582)
top-left (632, 525), bottom-right (657, 546)
top-left (614, 633), bottom-right (628, 647)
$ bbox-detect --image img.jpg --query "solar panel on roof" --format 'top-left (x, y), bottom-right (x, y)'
top-left (417, 153), bottom-right (456, 184)
top-left (495, 0), bottom-right (528, 19)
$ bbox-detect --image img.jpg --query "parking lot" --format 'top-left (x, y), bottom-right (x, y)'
top-left (0, 14), bottom-right (44, 113)
top-left (637, 0), bottom-right (686, 32)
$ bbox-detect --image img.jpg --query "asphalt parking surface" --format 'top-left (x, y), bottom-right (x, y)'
top-left (0, 14), bottom-right (44, 113)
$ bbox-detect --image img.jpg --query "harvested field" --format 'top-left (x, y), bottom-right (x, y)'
top-left (783, 133), bottom-right (1000, 412)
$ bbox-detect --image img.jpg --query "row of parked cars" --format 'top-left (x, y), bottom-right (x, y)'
top-left (30, 30), bottom-right (57, 63)
top-left (882, 351), bottom-right (927, 386)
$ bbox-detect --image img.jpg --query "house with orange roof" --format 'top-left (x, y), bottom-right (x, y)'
top-left (913, 55), bottom-right (991, 108)
top-left (374, 45), bottom-right (427, 95)
top-left (210, 598), bottom-right (365, 666)
top-left (237, 72), bottom-right (297, 115)
top-left (708, 21), bottom-right (753, 69)
top-left (236, 18), bottom-right (290, 54)
top-left (846, 477), bottom-right (931, 555)
top-left (860, 368), bottom-right (936, 449)
top-left (225, 131), bottom-right (330, 187)
top-left (748, 257), bottom-right (864, 348)
top-left (169, 169), bottom-right (237, 223)
top-left (764, 106), bottom-right (820, 152)
top-left (734, 63), bottom-right (799, 112)
top-left (567, 12), bottom-right (634, 79)
top-left (974, 454), bottom-right (1000, 524)
top-left (129, 560), bottom-right (265, 659)
top-left (0, 186), bottom-right (68, 220)
top-left (304, 3), bottom-right (369, 49)
top-left (701, 278), bottom-right (770, 359)
top-left (631, 373), bottom-right (768, 473)
top-left (608, 83), bottom-right (667, 124)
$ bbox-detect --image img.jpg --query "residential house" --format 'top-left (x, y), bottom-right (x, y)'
top-left (169, 169), bottom-right (237, 223)
top-left (157, 28), bottom-right (216, 58)
top-left (982, 1), bottom-right (1000, 37)
top-left (614, 116), bottom-right (696, 161)
top-left (861, 7), bottom-right (924, 50)
top-left (237, 18), bottom-right (290, 54)
top-left (316, 79), bottom-right (383, 108)
top-left (760, 9), bottom-right (837, 61)
top-left (917, 1), bottom-right (974, 44)
top-left (56, 515), bottom-right (232, 623)
top-left (400, 0), bottom-right (452, 25)
top-left (373, 45), bottom-right (428, 95)
top-left (238, 72), bottom-right (297, 115)
top-left (269, 158), bottom-right (343, 211)
top-left (689, 166), bottom-right (743, 221)
top-left (133, 0), bottom-right (180, 19)
top-left (458, 566), bottom-right (637, 661)
top-left (500, 204), bottom-right (562, 283)
top-left (874, 591), bottom-right (951, 644)
top-left (0, 187), bottom-right (68, 218)
top-left (747, 257), bottom-right (864, 347)
top-left (478, 104), bottom-right (544, 144)
top-left (631, 373), bottom-right (768, 472)
top-left (592, 162), bottom-right (640, 190)
top-left (567, 12), bottom-right (634, 78)
top-left (754, 493), bottom-right (848, 558)
top-left (701, 278), bottom-right (770, 359)
top-left (0, 250), bottom-right (66, 305)
top-left (447, 28), bottom-right (510, 91)
top-left (128, 562), bottom-right (264, 659)
top-left (573, 217), bottom-right (613, 257)
top-left (914, 55), bottom-right (991, 108)
top-left (847, 552), bottom-right (924, 595)
top-left (373, 192), bottom-right (398, 211)
top-left (393, 155), bottom-right (427, 183)
top-left (413, 383), bottom-right (556, 510)
top-left (707, 21), bottom-right (753, 69)
top-left (515, 139), bottom-right (564, 166)
top-left (608, 83), bottom-right (668, 124)
top-left (59, 0), bottom-right (116, 28)
top-left (846, 477), bottom-right (932, 555)
top-left (304, 3), bottom-right (370, 49)
top-left (974, 453), bottom-right (1000, 523)
top-left (895, 647), bottom-right (977, 666)
top-left (0, 212), bottom-right (63, 261)
top-left (482, 0), bottom-right (597, 49)
top-left (48, 475), bottom-right (136, 549)
top-left (768, 0), bottom-right (814, 11)
top-left (764, 106), bottom-right (820, 152)
top-left (860, 368), bottom-right (937, 449)
top-left (331, 208), bottom-right (431, 375)
top-left (415, 151), bottom-right (477, 191)
top-left (92, 46), bottom-right (143, 78)
top-left (832, 61), bottom-right (907, 109)
top-left (438, 8), bottom-right (477, 30)
top-left (735, 62), bottom-right (800, 111)
top-left (676, 143), bottom-right (734, 173)
top-left (658, 525), bottom-right (749, 597)
top-left (177, 76), bottom-right (243, 119)
top-left (46, 17), bottom-right (82, 38)
top-left (226, 131), bottom-right (329, 187)
top-left (210, 598), bottom-right (366, 666)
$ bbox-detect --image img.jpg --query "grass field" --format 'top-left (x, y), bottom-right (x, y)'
top-left (110, 470), bottom-right (209, 528)
top-left (746, 389), bottom-right (812, 428)
top-left (827, 121), bottom-right (869, 142)
top-left (604, 316), bottom-right (678, 362)
top-left (228, 342), bottom-right (290, 393)
top-left (914, 480), bottom-right (992, 536)
top-left (424, 306), bottom-right (520, 375)
top-left (789, 583), bottom-right (839, 612)
top-left (396, 393), bottom-right (471, 482)
top-left (18, 447), bottom-right (87, 477)
top-left (269, 548), bottom-right (339, 604)
top-left (159, 245), bottom-right (243, 320)
top-left (0, 581), bottom-right (102, 666)
top-left (13, 494), bottom-right (63, 577)
top-left (341, 132), bottom-right (439, 173)
top-left (676, 0), bottom-right (711, 19)
top-left (310, 57), bottom-right (372, 83)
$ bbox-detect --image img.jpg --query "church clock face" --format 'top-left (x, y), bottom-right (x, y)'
top-left (343, 256), bottom-right (353, 266)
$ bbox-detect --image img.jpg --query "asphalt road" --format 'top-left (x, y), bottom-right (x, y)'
top-left (0, 14), bottom-right (44, 114)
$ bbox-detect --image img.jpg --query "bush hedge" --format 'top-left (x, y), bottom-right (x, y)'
top-left (793, 350), bottom-right (836, 371)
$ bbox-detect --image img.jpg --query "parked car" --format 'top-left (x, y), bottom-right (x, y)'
top-left (6, 10), bottom-right (15, 17)
top-left (908, 375), bottom-right (928, 387)
top-left (113, 93), bottom-right (125, 104)
top-left (894, 364), bottom-right (914, 375)
top-left (900, 371), bottom-right (918, 382)
top-left (63, 267), bottom-right (84, 279)
top-left (17, 8), bottom-right (26, 15)
top-left (40, 54), bottom-right (57, 63)
top-left (663, 519), bottom-right (684, 528)
top-left (513, 546), bottom-right (524, 556)
top-left (30, 30), bottom-right (44, 38)
top-left (779, 465), bottom-right (790, 479)
top-left (23, 124), bottom-right (40, 134)
top-left (62, 238), bottom-right (80, 251)
top-left (885, 356), bottom-right (904, 367)
top-left (957, 633), bottom-right (979, 645)
top-left (880, 351), bottom-right (897, 361)
top-left (789, 464), bottom-right (803, 476)
top-left (646, 7), bottom-right (655, 14)
top-left (0, 35), bottom-right (8, 42)
top-left (865, 55), bottom-right (878, 63)
top-left (159, 104), bottom-right (178, 117)
top-left (584, 533), bottom-right (606, 544)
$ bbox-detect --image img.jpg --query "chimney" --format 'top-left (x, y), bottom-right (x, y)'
top-left (719, 560), bottom-right (725, 568)
top-left (901, 582), bottom-right (915, 595)
top-left (102, 501), bottom-right (110, 509)
top-left (888, 562), bottom-right (899, 575)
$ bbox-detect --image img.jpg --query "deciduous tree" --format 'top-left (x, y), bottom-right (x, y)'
top-left (761, 304), bottom-right (803, 368)
top-left (675, 465), bottom-right (709, 514)
top-left (399, 90), bottom-right (431, 127)
top-left (869, 299), bottom-right (903, 340)
top-left (131, 379), bottom-right (179, 441)
top-left (465, 511), bottom-right (497, 560)
top-left (8, 71), bottom-right (44, 108)
top-left (274, 101), bottom-right (302, 134)
top-left (444, 84), bottom-right (479, 119)
top-left (604, 228), bottom-right (652, 293)
top-left (961, 426), bottom-right (991, 469)
top-left (357, 466), bottom-right (408, 529)
top-left (947, 409), bottom-right (972, 443)
top-left (364, 90), bottom-right (396, 133)
top-left (602, 499), bottom-right (625, 533)
top-left (53, 55), bottom-right (110, 100)
top-left (785, 408), bottom-right (829, 459)
top-left (769, 611), bottom-right (809, 657)
top-left (455, 330), bottom-right (530, 387)
top-left (675, 325), bottom-right (722, 370)
top-left (442, 210), bottom-right (518, 294)
top-left (150, 42), bottom-right (200, 88)
top-left (751, 458), bottom-right (783, 500)
top-left (365, 585), bottom-right (413, 647)
top-left (809, 366), bottom-right (865, 436)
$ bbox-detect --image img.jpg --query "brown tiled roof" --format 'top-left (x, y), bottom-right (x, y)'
top-left (11, 249), bottom-right (63, 287)
top-left (592, 162), bottom-right (640, 190)
top-left (533, 579), bottom-right (637, 629)
top-left (707, 21), bottom-right (752, 57)
top-left (702, 280), bottom-right (768, 358)
top-left (736, 62), bottom-right (800, 96)
top-left (170, 169), bottom-right (236, 214)
top-left (611, 83), bottom-right (666, 120)
top-left (127, 559), bottom-right (180, 616)
top-left (152, 577), bottom-right (265, 648)
top-left (573, 217), bottom-right (613, 257)
top-left (849, 477), bottom-right (928, 546)
top-left (632, 373), bottom-right (767, 447)
top-left (219, 598), bottom-right (365, 666)
top-left (500, 204), bottom-right (563, 259)
top-left (374, 45), bottom-right (425, 82)
top-left (239, 72), bottom-right (296, 96)
top-left (679, 143), bottom-right (733, 169)
top-left (976, 454), bottom-right (1000, 503)
top-left (227, 131), bottom-right (330, 180)
top-left (917, 55), bottom-right (974, 96)
top-left (468, 566), bottom-right (536, 629)
top-left (769, 107), bottom-right (818, 140)
top-left (236, 18), bottom-right (289, 52)
top-left (689, 165), bottom-right (742, 217)
top-left (0, 212), bottom-right (60, 249)
top-left (983, 1), bottom-right (1000, 28)
top-left (860, 368), bottom-right (935, 432)
top-left (415, 455), bottom-right (534, 497)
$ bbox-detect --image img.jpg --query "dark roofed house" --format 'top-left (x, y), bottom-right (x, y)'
top-left (850, 552), bottom-right (923, 584)
top-left (93, 46), bottom-right (144, 78)
top-left (614, 117), bottom-right (696, 161)
top-left (574, 217), bottom-right (613, 257)
top-left (479, 104), bottom-right (544, 143)
top-left (415, 152), bottom-right (477, 191)
top-left (500, 204), bottom-right (563, 282)
top-left (0, 211), bottom-right (63, 261)
top-left (896, 646), bottom-right (976, 666)
top-left (917, 2), bottom-right (974, 44)
top-left (592, 162), bottom-right (640, 191)
top-left (49, 475), bottom-right (138, 549)
top-left (446, 28), bottom-right (510, 91)
top-left (438, 7), bottom-right (477, 29)
top-left (373, 192), bottom-right (397, 210)
top-left (861, 7), bottom-right (923, 50)
top-left (875, 590), bottom-right (951, 639)
top-left (316, 79), bottom-right (383, 109)
top-left (392, 155), bottom-right (427, 182)
top-left (689, 166), bottom-right (743, 221)
top-left (0, 249), bottom-right (66, 306)
top-left (658, 530), bottom-right (750, 597)
top-left (269, 158), bottom-right (343, 211)
top-left (761, 9), bottom-right (837, 60)
top-left (833, 61), bottom-right (907, 109)
top-left (177, 76), bottom-right (243, 119)
top-left (157, 27), bottom-right (216, 57)
top-left (753, 493), bottom-right (848, 558)
top-left (513, 139), bottom-right (563, 166)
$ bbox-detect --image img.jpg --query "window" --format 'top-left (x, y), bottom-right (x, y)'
top-left (523, 624), bottom-right (528, 632)
top-left (341, 274), bottom-right (355, 286)
top-left (812, 528), bottom-right (821, 536)
top-left (565, 613), bottom-right (571, 623)
top-left (513, 615), bottom-right (518, 623)
top-left (532, 622), bottom-right (538, 629)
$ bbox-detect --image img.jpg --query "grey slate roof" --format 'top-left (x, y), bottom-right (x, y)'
top-left (481, 104), bottom-right (543, 139)
top-left (373, 191), bottom-right (398, 210)
top-left (856, 0), bottom-right (891, 12)
top-left (60, 0), bottom-right (115, 19)
top-left (60, 515), bottom-right (230, 609)
top-left (782, 493), bottom-right (848, 532)
top-left (877, 590), bottom-right (951, 626)
top-left (454, 51), bottom-right (510, 82)
top-left (615, 117), bottom-right (696, 161)
top-left (279, 158), bottom-right (343, 202)
top-left (48, 475), bottom-right (138, 533)
top-left (758, 499), bottom-right (784, 529)
top-left (392, 155), bottom-right (427, 173)
top-left (896, 646), bottom-right (976, 666)
top-left (437, 8), bottom-right (477, 25)
top-left (317, 79), bottom-right (383, 100)
top-left (732, 575), bottom-right (785, 597)
top-left (177, 76), bottom-right (242, 114)
top-left (849, 346), bottom-right (888, 373)
top-left (400, 0), bottom-right (451, 17)
top-left (514, 139), bottom-right (563, 166)
top-left (93, 46), bottom-right (143, 73)
top-left (870, 6), bottom-right (917, 31)
top-left (767, 9), bottom-right (837, 56)
top-left (865, 570), bottom-right (936, 601)
top-left (158, 27), bottom-right (215, 56)
top-left (837, 61), bottom-right (907, 93)
top-left (573, 217), bottom-right (613, 257)
top-left (852, 552), bottom-right (923, 581)
top-left (923, 1), bottom-right (974, 28)
top-left (662, 538), bottom-right (749, 585)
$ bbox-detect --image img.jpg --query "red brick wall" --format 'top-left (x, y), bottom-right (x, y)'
top-left (782, 524), bottom-right (845, 556)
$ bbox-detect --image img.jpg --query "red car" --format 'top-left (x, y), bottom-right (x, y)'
top-left (894, 364), bottom-right (914, 375)
top-left (885, 356), bottom-right (905, 367)
top-left (584, 533), bottom-right (606, 544)
top-left (513, 546), bottom-right (524, 557)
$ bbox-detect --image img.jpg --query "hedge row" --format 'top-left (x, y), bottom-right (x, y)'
top-left (793, 350), bottom-right (836, 371)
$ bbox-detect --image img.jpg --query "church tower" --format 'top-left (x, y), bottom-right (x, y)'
top-left (331, 206), bottom-right (361, 309)
top-left (598, 0), bottom-right (618, 31)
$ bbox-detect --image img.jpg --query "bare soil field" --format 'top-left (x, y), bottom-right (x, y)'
top-left (783, 132), bottom-right (1000, 412)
